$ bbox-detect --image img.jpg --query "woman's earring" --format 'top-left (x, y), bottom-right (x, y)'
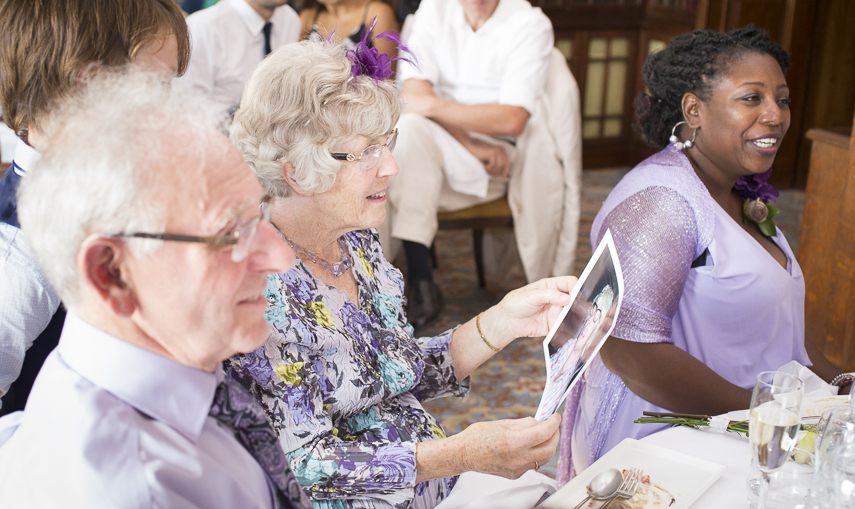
top-left (684, 127), bottom-right (697, 149)
top-left (669, 121), bottom-right (697, 150)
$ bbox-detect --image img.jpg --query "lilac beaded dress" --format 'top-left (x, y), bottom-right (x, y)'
top-left (556, 145), bottom-right (810, 483)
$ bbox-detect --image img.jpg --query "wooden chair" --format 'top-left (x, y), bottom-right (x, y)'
top-left (435, 197), bottom-right (513, 288)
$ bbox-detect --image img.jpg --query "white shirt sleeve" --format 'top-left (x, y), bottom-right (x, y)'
top-left (277, 5), bottom-right (302, 44)
top-left (0, 225), bottom-right (61, 407)
top-left (397, 0), bottom-right (440, 85)
top-left (497, 10), bottom-right (554, 114)
top-left (174, 17), bottom-right (234, 115)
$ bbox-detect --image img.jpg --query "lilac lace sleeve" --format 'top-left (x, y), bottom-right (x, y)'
top-left (596, 186), bottom-right (699, 344)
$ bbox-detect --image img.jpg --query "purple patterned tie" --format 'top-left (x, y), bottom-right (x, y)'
top-left (209, 375), bottom-right (311, 509)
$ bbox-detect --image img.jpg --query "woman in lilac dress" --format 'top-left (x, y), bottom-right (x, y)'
top-left (557, 26), bottom-right (848, 482)
top-left (228, 40), bottom-right (572, 509)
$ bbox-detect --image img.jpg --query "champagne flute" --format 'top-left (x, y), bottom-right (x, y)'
top-left (749, 371), bottom-right (804, 509)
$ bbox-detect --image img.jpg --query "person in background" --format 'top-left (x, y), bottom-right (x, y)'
top-left (0, 69), bottom-right (309, 509)
top-left (385, 0), bottom-right (554, 328)
top-left (229, 39), bottom-right (569, 509)
top-left (180, 0), bottom-right (218, 15)
top-left (300, 0), bottom-right (398, 61)
top-left (0, 0), bottom-right (190, 417)
top-left (557, 26), bottom-right (851, 483)
top-left (176, 0), bottom-right (301, 115)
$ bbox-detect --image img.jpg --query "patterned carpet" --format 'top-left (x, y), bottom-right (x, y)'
top-left (393, 168), bottom-right (806, 478)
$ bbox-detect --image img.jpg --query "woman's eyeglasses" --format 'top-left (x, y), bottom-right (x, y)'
top-left (330, 129), bottom-right (398, 171)
top-left (107, 195), bottom-right (273, 262)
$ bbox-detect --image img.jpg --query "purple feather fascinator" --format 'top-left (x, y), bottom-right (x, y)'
top-left (342, 17), bottom-right (418, 83)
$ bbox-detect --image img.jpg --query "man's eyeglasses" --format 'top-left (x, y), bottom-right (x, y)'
top-left (107, 195), bottom-right (273, 262)
top-left (330, 129), bottom-right (397, 171)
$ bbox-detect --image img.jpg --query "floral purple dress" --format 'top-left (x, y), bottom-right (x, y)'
top-left (227, 229), bottom-right (467, 509)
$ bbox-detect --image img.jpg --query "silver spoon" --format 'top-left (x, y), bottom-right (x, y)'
top-left (572, 468), bottom-right (622, 509)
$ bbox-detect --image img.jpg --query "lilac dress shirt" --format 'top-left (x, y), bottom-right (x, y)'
top-left (557, 145), bottom-right (810, 482)
top-left (0, 312), bottom-right (277, 508)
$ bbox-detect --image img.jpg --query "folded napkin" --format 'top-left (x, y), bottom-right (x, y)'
top-left (434, 470), bottom-right (557, 509)
top-left (708, 362), bottom-right (838, 432)
top-left (777, 361), bottom-right (839, 398)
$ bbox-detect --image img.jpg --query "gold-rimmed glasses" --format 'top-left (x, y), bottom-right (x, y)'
top-left (107, 195), bottom-right (273, 262)
top-left (330, 129), bottom-right (398, 171)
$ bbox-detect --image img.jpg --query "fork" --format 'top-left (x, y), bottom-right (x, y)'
top-left (601, 468), bottom-right (641, 508)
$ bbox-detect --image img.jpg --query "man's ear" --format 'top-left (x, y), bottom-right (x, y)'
top-left (281, 160), bottom-right (313, 197)
top-left (79, 237), bottom-right (137, 317)
top-left (681, 92), bottom-right (702, 130)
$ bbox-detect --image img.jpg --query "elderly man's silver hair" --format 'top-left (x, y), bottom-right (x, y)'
top-left (231, 40), bottom-right (402, 197)
top-left (17, 69), bottom-right (228, 308)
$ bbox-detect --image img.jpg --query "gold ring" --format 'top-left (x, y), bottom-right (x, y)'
top-left (534, 460), bottom-right (540, 472)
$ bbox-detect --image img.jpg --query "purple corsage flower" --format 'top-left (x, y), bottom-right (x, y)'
top-left (734, 168), bottom-right (779, 203)
top-left (734, 168), bottom-right (780, 237)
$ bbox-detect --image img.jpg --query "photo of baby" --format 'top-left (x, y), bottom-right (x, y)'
top-left (535, 230), bottom-right (623, 421)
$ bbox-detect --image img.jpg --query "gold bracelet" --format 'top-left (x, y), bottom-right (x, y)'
top-left (476, 313), bottom-right (501, 353)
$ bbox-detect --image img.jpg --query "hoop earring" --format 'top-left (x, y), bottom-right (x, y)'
top-left (669, 121), bottom-right (697, 150)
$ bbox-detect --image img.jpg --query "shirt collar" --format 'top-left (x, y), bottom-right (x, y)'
top-left (456, 0), bottom-right (514, 35)
top-left (11, 139), bottom-right (40, 177)
top-left (58, 311), bottom-right (220, 443)
top-left (231, 0), bottom-right (269, 36)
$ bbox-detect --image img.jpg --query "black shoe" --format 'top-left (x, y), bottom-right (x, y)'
top-left (405, 280), bottom-right (444, 329)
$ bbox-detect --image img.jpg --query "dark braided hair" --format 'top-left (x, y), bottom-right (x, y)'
top-left (635, 25), bottom-right (790, 148)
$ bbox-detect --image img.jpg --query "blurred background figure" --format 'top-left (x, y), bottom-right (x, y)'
top-left (176, 0), bottom-right (301, 115)
top-left (0, 0), bottom-right (189, 417)
top-left (179, 0), bottom-right (219, 15)
top-left (384, 0), bottom-right (556, 328)
top-left (300, 0), bottom-right (398, 60)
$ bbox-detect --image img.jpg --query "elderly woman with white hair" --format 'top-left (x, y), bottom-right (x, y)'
top-left (228, 39), bottom-right (574, 509)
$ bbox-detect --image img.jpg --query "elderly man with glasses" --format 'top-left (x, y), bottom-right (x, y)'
top-left (0, 71), bottom-right (311, 509)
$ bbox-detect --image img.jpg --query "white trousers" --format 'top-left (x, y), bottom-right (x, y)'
top-left (386, 113), bottom-right (516, 248)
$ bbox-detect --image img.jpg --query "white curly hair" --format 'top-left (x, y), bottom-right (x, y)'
top-left (230, 40), bottom-right (402, 197)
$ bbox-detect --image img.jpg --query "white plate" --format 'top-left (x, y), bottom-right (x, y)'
top-left (801, 395), bottom-right (849, 424)
top-left (540, 439), bottom-right (725, 509)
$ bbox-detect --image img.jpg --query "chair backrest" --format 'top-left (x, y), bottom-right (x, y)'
top-left (545, 46), bottom-right (583, 278)
top-left (508, 47), bottom-right (583, 281)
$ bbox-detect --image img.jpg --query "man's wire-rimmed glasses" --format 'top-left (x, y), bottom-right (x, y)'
top-left (330, 129), bottom-right (398, 171)
top-left (107, 195), bottom-right (273, 262)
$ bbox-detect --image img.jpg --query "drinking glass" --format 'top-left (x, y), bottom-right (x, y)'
top-left (746, 460), bottom-right (814, 509)
top-left (808, 442), bottom-right (855, 508)
top-left (749, 371), bottom-right (804, 509)
top-left (815, 406), bottom-right (855, 468)
top-left (815, 405), bottom-right (841, 448)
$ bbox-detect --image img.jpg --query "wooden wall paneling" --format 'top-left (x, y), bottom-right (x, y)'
top-left (796, 0), bottom-right (855, 187)
top-left (846, 120), bottom-right (855, 369)
top-left (538, 0), bottom-right (698, 168)
top-left (799, 120), bottom-right (855, 370)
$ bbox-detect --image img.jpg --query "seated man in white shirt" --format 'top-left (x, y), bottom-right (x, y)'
top-left (387, 0), bottom-right (553, 327)
top-left (0, 71), bottom-right (310, 509)
top-left (176, 0), bottom-right (301, 115)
